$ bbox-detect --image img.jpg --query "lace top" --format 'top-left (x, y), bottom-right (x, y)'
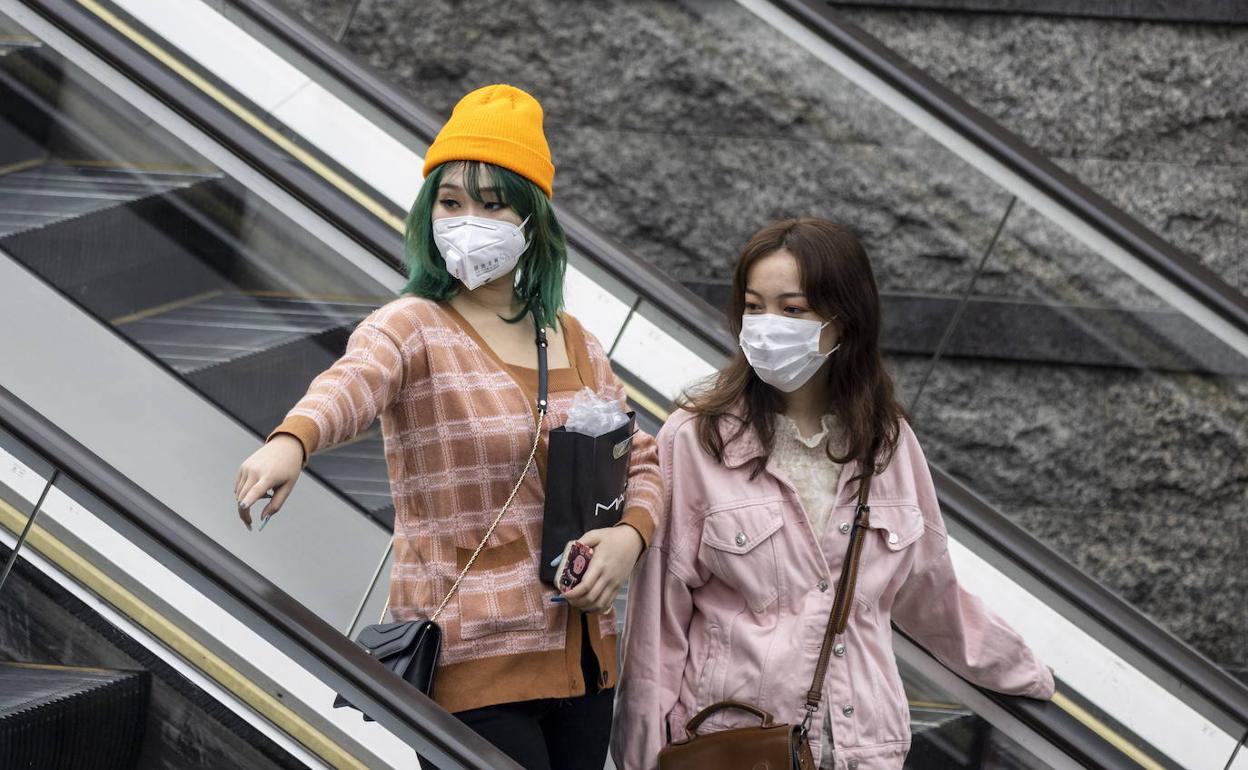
top-left (771, 413), bottom-right (845, 537)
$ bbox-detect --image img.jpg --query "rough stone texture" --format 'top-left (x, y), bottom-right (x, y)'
top-left (835, 6), bottom-right (1248, 294)
top-left (552, 127), bottom-right (1012, 295)
top-left (1095, 20), bottom-right (1248, 166)
top-left (891, 354), bottom-right (1248, 669)
top-left (829, 1), bottom-right (1248, 24)
top-left (1057, 158), bottom-right (1246, 294)
top-left (266, 0), bottom-right (354, 40)
top-left (273, 0), bottom-right (1247, 674)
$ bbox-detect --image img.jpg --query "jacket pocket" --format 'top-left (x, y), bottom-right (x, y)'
top-left (454, 537), bottom-right (546, 640)
top-left (700, 503), bottom-right (786, 612)
top-left (867, 503), bottom-right (925, 550)
top-left (856, 502), bottom-right (925, 606)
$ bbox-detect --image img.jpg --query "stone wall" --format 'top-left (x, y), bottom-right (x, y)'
top-left (832, 4), bottom-right (1247, 294)
top-left (274, 0), bottom-right (1246, 680)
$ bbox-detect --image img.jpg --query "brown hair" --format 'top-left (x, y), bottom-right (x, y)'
top-left (680, 218), bottom-right (905, 482)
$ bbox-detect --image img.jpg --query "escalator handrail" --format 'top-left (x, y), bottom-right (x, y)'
top-left (769, 0), bottom-right (1248, 339)
top-left (0, 384), bottom-right (523, 770)
top-left (221, 0), bottom-right (1248, 731)
top-left (932, 464), bottom-right (1248, 729)
top-left (893, 632), bottom-right (1142, 770)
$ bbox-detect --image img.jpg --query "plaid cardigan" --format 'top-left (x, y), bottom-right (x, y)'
top-left (269, 297), bottom-right (662, 713)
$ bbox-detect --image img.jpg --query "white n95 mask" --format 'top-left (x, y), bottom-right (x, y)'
top-left (738, 313), bottom-right (839, 392)
top-left (432, 215), bottom-right (530, 291)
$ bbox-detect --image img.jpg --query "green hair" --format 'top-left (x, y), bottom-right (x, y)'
top-left (403, 160), bottom-right (566, 329)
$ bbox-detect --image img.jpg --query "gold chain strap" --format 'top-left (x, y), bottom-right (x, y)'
top-left (379, 406), bottom-right (545, 624)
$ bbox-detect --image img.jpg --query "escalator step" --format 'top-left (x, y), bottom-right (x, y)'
top-left (0, 163), bottom-right (208, 238)
top-left (0, 661), bottom-right (149, 769)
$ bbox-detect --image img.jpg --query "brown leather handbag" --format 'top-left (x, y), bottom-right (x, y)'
top-left (658, 473), bottom-right (874, 770)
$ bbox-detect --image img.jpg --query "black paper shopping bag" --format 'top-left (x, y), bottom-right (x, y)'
top-left (539, 412), bottom-right (636, 584)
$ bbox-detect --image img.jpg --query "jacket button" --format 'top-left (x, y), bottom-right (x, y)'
top-left (848, 761), bottom-right (859, 770)
top-left (833, 642), bottom-right (846, 657)
top-left (839, 522), bottom-right (850, 534)
top-left (817, 580), bottom-right (829, 592)
top-left (735, 532), bottom-right (747, 546)
top-left (843, 705), bottom-right (854, 717)
top-left (888, 532), bottom-right (899, 545)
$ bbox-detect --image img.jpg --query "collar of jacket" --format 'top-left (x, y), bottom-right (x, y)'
top-left (717, 408), bottom-right (863, 485)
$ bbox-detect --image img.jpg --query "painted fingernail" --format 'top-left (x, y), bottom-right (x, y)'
top-left (258, 515), bottom-right (271, 532)
top-left (550, 596), bottom-right (566, 603)
top-left (549, 556), bottom-right (561, 567)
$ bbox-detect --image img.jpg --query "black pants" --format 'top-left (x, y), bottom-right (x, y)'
top-left (422, 617), bottom-right (614, 770)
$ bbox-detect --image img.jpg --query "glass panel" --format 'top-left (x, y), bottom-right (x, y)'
top-left (0, 419), bottom-right (451, 768)
top-left (899, 658), bottom-right (1051, 770)
top-left (913, 197), bottom-right (1248, 681)
top-left (0, 426), bottom-right (52, 599)
top-left (0, 8), bottom-right (396, 528)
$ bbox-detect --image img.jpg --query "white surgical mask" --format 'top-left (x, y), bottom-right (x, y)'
top-left (432, 215), bottom-right (530, 291)
top-left (739, 313), bottom-right (839, 392)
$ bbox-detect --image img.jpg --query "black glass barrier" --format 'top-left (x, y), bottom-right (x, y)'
top-left (0, 383), bottom-right (522, 770)
top-left (0, 6), bottom-right (403, 529)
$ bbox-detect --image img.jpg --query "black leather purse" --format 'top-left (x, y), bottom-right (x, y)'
top-left (332, 621), bottom-right (442, 721)
top-left (332, 316), bottom-right (550, 720)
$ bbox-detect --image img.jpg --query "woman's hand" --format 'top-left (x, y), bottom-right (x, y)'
top-left (562, 525), bottom-right (644, 615)
top-left (234, 434), bottom-right (304, 530)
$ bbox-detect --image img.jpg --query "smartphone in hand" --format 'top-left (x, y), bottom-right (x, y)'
top-left (555, 540), bottom-right (593, 591)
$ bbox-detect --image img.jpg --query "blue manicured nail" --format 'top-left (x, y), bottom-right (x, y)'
top-left (550, 595), bottom-right (566, 603)
top-left (258, 515), bottom-right (271, 532)
top-left (549, 556), bottom-right (561, 567)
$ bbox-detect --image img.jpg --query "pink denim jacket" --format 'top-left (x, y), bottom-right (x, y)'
top-left (612, 408), bottom-right (1054, 770)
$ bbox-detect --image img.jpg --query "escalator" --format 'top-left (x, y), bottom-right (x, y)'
top-left (0, 0), bottom-right (1244, 768)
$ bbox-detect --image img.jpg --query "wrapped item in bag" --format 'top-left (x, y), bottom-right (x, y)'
top-left (565, 388), bottom-right (631, 436)
top-left (541, 388), bottom-right (636, 584)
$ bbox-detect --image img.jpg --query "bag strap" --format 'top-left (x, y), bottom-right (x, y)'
top-left (801, 467), bottom-right (873, 733)
top-left (557, 313), bottom-right (599, 392)
top-left (381, 313), bottom-right (550, 624)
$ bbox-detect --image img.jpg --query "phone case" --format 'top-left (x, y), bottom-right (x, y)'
top-left (556, 540), bottom-right (593, 590)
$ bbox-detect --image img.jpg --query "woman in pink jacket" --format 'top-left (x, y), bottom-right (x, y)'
top-left (613, 218), bottom-right (1054, 770)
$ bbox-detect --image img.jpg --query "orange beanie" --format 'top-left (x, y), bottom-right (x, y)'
top-left (422, 84), bottom-right (555, 198)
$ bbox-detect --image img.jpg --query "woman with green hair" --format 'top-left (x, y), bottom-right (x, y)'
top-left (233, 84), bottom-right (662, 770)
